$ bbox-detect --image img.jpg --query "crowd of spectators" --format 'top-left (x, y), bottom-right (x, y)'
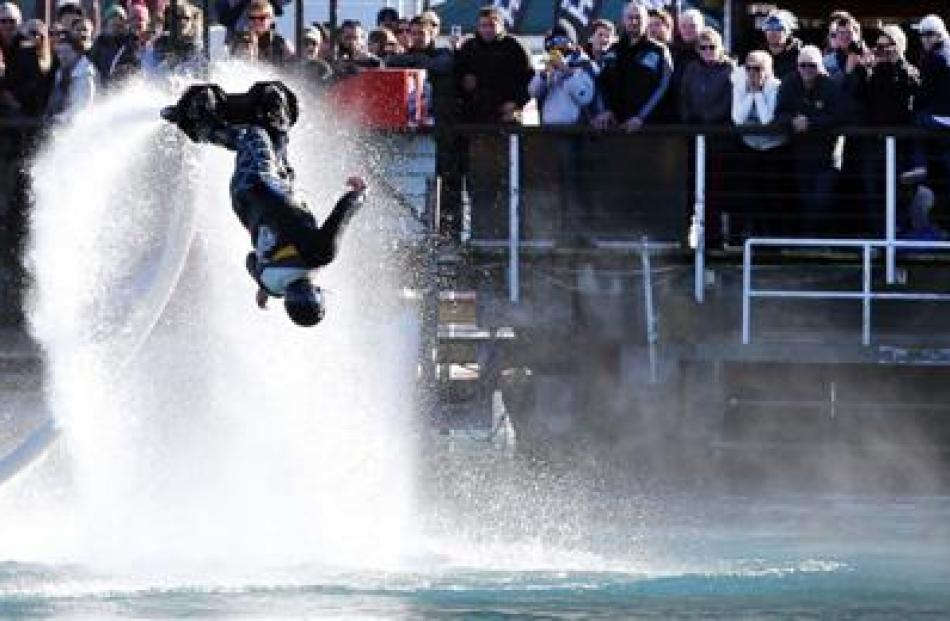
top-left (1, 0), bottom-right (949, 241)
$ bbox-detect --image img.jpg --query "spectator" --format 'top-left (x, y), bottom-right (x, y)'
top-left (90, 5), bottom-right (129, 81)
top-left (54, 0), bottom-right (84, 33)
top-left (913, 15), bottom-right (950, 128)
top-left (867, 25), bottom-right (919, 126)
top-left (585, 18), bottom-right (615, 70)
top-left (774, 45), bottom-right (842, 233)
top-left (299, 27), bottom-right (332, 85)
top-left (908, 15), bottom-right (950, 206)
top-left (367, 28), bottom-right (400, 61)
top-left (823, 13), bottom-right (865, 78)
top-left (216, 0), bottom-right (287, 38)
top-left (144, 0), bottom-right (203, 76)
top-left (734, 50), bottom-right (785, 149)
top-left (394, 18), bottom-right (411, 53)
top-left (376, 6), bottom-right (398, 32)
top-left (245, 0), bottom-right (292, 65)
top-left (47, 30), bottom-right (97, 124)
top-left (679, 27), bottom-right (734, 125)
top-left (310, 22), bottom-right (332, 61)
top-left (70, 17), bottom-right (95, 53)
top-left (761, 10), bottom-right (801, 80)
top-left (673, 7), bottom-right (702, 67)
top-left (1, 4), bottom-right (52, 118)
top-left (593, 1), bottom-right (672, 131)
top-left (529, 26), bottom-right (595, 125)
top-left (227, 29), bottom-right (256, 60)
top-left (387, 11), bottom-right (461, 237)
top-left (455, 6), bottom-right (533, 124)
top-left (104, 4), bottom-right (150, 82)
top-left (530, 26), bottom-right (596, 245)
top-left (333, 19), bottom-right (380, 75)
top-left (387, 14), bottom-right (454, 123)
top-left (647, 9), bottom-right (673, 45)
top-left (732, 50), bottom-right (787, 235)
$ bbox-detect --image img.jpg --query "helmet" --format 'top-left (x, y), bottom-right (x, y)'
top-left (284, 278), bottom-right (325, 327)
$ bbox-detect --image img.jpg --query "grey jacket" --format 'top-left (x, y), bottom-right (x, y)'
top-left (679, 59), bottom-right (735, 125)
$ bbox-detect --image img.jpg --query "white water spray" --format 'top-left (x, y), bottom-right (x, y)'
top-left (6, 69), bottom-right (418, 573)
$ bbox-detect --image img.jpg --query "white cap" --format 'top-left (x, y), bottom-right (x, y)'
top-left (798, 45), bottom-right (825, 70)
top-left (912, 15), bottom-right (948, 38)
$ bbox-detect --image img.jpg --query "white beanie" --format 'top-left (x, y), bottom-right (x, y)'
top-left (879, 24), bottom-right (908, 57)
top-left (797, 45), bottom-right (826, 73)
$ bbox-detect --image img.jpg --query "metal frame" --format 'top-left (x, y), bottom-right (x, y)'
top-left (742, 238), bottom-right (950, 346)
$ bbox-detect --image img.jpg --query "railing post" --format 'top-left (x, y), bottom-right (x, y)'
top-left (693, 134), bottom-right (706, 303)
top-left (863, 243), bottom-right (872, 346)
top-left (508, 133), bottom-right (520, 304)
top-left (742, 239), bottom-right (753, 345)
top-left (885, 136), bottom-right (897, 284)
top-left (640, 237), bottom-right (658, 384)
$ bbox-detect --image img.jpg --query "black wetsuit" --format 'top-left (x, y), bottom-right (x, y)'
top-left (202, 123), bottom-right (364, 295)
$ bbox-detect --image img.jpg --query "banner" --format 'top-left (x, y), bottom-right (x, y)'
top-left (555, 0), bottom-right (607, 43)
top-left (492, 0), bottom-right (529, 32)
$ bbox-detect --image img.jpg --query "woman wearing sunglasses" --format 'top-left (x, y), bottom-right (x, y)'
top-left (679, 27), bottom-right (734, 125)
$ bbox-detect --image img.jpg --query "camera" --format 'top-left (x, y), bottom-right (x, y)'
top-left (847, 40), bottom-right (868, 55)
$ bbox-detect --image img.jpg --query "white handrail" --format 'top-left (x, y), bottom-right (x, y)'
top-left (742, 238), bottom-right (950, 346)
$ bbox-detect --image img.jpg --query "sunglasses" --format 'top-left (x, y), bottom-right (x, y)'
top-left (248, 14), bottom-right (269, 21)
top-left (746, 65), bottom-right (763, 71)
top-left (698, 44), bottom-right (717, 51)
top-left (798, 62), bottom-right (818, 69)
top-left (0, 17), bottom-right (17, 24)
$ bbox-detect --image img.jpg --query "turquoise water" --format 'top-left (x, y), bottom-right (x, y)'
top-left (3, 495), bottom-right (949, 619)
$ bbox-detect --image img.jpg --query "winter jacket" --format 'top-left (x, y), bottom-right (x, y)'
top-left (47, 55), bottom-right (97, 124)
top-left (867, 58), bottom-right (920, 126)
top-left (769, 36), bottom-right (802, 81)
top-left (916, 39), bottom-right (950, 119)
top-left (774, 72), bottom-right (841, 164)
top-left (732, 67), bottom-right (785, 150)
top-left (679, 58), bottom-right (735, 125)
top-left (528, 51), bottom-right (595, 125)
top-left (0, 32), bottom-right (52, 117)
top-left (455, 33), bottom-right (533, 123)
top-left (597, 34), bottom-right (672, 124)
top-left (387, 44), bottom-right (457, 124)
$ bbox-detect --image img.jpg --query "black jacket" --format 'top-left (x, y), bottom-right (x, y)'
top-left (769, 37), bottom-right (803, 82)
top-left (916, 40), bottom-right (950, 118)
top-left (455, 33), bottom-right (532, 123)
top-left (867, 59), bottom-right (920, 126)
top-left (387, 44), bottom-right (457, 124)
top-left (0, 33), bottom-right (52, 117)
top-left (597, 34), bottom-right (672, 123)
top-left (775, 72), bottom-right (841, 160)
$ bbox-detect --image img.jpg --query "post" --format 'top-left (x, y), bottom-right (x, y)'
top-left (508, 133), bottom-right (521, 304)
top-left (640, 238), bottom-right (658, 384)
top-left (693, 134), bottom-right (706, 303)
top-left (723, 0), bottom-right (733, 53)
top-left (742, 239), bottom-right (752, 344)
top-left (329, 0), bottom-right (338, 30)
top-left (885, 136), bottom-right (897, 284)
top-left (862, 243), bottom-right (872, 346)
top-left (202, 0), bottom-right (211, 64)
top-left (294, 0), bottom-right (304, 62)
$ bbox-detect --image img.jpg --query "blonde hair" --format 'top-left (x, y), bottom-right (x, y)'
top-left (697, 26), bottom-right (723, 55)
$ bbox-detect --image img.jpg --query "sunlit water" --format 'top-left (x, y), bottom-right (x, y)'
top-left (2, 68), bottom-right (950, 619)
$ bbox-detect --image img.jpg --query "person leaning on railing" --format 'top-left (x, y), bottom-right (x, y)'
top-left (679, 27), bottom-right (734, 125)
top-left (592, 1), bottom-right (672, 132)
top-left (454, 5), bottom-right (533, 124)
top-left (773, 44), bottom-right (842, 235)
top-left (732, 50), bottom-right (787, 237)
top-left (908, 15), bottom-right (950, 193)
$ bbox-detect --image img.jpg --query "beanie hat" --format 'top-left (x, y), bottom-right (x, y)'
top-left (797, 45), bottom-right (826, 73)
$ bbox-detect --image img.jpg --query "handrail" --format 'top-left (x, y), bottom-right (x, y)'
top-left (742, 238), bottom-right (950, 347)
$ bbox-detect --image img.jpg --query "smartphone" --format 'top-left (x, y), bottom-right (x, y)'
top-left (450, 25), bottom-right (462, 38)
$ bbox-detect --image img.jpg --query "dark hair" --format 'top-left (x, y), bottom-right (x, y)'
top-left (648, 9), bottom-right (672, 29)
top-left (591, 18), bottom-right (615, 34)
top-left (477, 6), bottom-right (503, 22)
top-left (55, 3), bottom-right (84, 20)
top-left (376, 7), bottom-right (398, 26)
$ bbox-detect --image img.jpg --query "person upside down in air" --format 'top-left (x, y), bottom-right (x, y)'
top-left (161, 81), bottom-right (366, 327)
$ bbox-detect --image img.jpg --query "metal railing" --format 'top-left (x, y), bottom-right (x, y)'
top-left (742, 238), bottom-right (950, 346)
